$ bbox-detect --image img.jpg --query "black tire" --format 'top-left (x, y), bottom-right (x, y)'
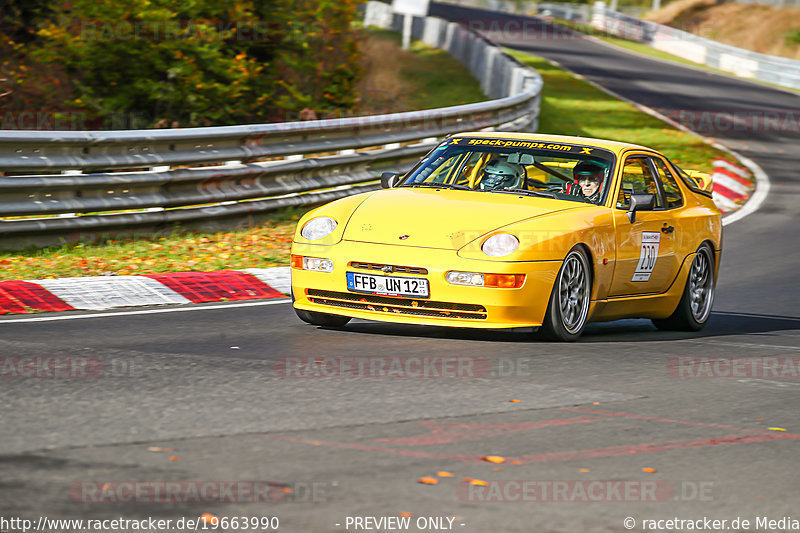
top-left (294, 308), bottom-right (351, 328)
top-left (652, 244), bottom-right (715, 332)
top-left (538, 246), bottom-right (592, 342)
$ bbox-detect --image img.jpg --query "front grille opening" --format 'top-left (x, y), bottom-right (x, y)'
top-left (307, 289), bottom-right (487, 320)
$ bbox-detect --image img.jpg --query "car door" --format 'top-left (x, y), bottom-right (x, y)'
top-left (609, 154), bottom-right (681, 297)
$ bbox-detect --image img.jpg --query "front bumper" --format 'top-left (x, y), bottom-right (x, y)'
top-left (291, 241), bottom-right (563, 329)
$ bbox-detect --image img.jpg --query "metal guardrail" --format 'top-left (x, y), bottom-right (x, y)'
top-left (0, 1), bottom-right (542, 249)
top-left (444, 0), bottom-right (800, 90)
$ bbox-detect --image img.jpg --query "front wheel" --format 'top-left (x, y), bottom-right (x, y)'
top-left (652, 244), bottom-right (715, 332)
top-left (294, 308), bottom-right (352, 328)
top-left (538, 247), bottom-right (592, 342)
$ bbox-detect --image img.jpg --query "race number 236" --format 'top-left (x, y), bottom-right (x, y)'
top-left (632, 232), bottom-right (661, 282)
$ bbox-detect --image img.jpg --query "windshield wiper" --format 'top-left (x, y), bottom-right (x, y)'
top-left (402, 182), bottom-right (472, 191)
top-left (487, 188), bottom-right (557, 199)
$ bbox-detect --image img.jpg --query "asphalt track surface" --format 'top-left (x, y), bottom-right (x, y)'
top-left (2, 7), bottom-right (799, 533)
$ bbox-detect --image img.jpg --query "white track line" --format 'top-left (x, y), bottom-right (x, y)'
top-left (0, 298), bottom-right (292, 324)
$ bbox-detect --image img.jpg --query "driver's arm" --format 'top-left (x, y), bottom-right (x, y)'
top-left (563, 181), bottom-right (584, 197)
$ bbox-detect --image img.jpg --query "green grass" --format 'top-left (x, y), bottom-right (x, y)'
top-left (403, 37), bottom-right (486, 109)
top-left (360, 28), bottom-right (485, 110)
top-left (508, 49), bottom-right (731, 170)
top-left (785, 28), bottom-right (800, 45)
top-left (0, 207), bottom-right (306, 280)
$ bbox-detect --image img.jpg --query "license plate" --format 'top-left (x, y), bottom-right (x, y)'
top-left (346, 272), bottom-right (429, 298)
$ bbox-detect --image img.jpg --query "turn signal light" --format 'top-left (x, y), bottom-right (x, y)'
top-left (484, 274), bottom-right (525, 288)
top-left (290, 254), bottom-right (334, 273)
top-left (446, 271), bottom-right (525, 288)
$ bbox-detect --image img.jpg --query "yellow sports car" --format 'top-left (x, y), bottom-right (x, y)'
top-left (290, 133), bottom-right (721, 341)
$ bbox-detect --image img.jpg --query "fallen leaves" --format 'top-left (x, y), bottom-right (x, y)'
top-left (0, 217), bottom-right (298, 281)
top-left (463, 478), bottom-right (488, 486)
top-left (436, 471), bottom-right (454, 478)
top-left (641, 467), bottom-right (657, 473)
top-left (417, 476), bottom-right (439, 485)
top-left (482, 456), bottom-right (505, 464)
top-left (768, 427), bottom-right (787, 431)
top-left (147, 446), bottom-right (175, 452)
top-left (169, 456), bottom-right (180, 461)
top-left (199, 513), bottom-right (218, 526)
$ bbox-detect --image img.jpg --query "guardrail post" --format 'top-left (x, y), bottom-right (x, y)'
top-left (592, 1), bottom-right (607, 31)
top-left (364, 1), bottom-right (393, 29)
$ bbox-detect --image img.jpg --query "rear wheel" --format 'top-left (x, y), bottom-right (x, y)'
top-left (652, 244), bottom-right (715, 331)
top-left (294, 308), bottom-right (351, 328)
top-left (539, 247), bottom-right (592, 342)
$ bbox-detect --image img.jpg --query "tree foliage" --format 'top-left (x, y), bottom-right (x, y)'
top-left (2, 0), bottom-right (362, 127)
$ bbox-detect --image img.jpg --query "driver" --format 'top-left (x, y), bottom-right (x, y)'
top-left (565, 161), bottom-right (605, 203)
top-left (478, 159), bottom-right (523, 190)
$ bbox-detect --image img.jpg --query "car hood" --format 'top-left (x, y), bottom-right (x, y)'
top-left (342, 188), bottom-right (581, 249)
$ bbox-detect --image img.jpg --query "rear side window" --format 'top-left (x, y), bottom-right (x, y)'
top-left (617, 156), bottom-right (663, 209)
top-left (653, 158), bottom-right (684, 209)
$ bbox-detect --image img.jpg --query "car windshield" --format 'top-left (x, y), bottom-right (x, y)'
top-left (399, 137), bottom-right (616, 205)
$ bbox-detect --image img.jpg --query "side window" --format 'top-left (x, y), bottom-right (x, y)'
top-left (417, 152), bottom-right (463, 183)
top-left (616, 156), bottom-right (663, 209)
top-left (653, 158), bottom-right (684, 209)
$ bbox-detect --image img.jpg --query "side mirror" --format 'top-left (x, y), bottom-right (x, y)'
top-left (685, 170), bottom-right (714, 193)
top-left (627, 193), bottom-right (655, 223)
top-left (380, 172), bottom-right (399, 189)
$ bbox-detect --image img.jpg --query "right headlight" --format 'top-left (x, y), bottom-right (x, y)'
top-left (300, 216), bottom-right (338, 240)
top-left (481, 233), bottom-right (519, 257)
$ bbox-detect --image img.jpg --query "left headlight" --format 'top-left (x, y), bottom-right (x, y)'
top-left (482, 233), bottom-right (519, 257)
top-left (300, 216), bottom-right (338, 240)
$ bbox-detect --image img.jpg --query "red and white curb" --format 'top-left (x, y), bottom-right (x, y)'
top-left (0, 267), bottom-right (291, 315)
top-left (711, 159), bottom-right (754, 214)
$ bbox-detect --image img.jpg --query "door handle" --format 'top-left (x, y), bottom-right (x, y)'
top-left (661, 225), bottom-right (675, 234)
